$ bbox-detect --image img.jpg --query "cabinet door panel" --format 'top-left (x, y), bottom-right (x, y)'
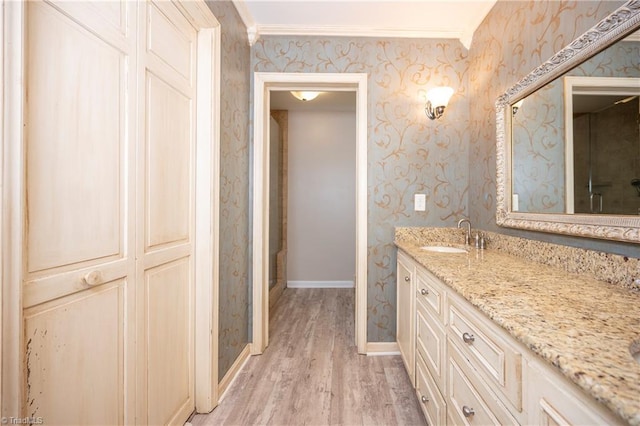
top-left (416, 302), bottom-right (446, 389)
top-left (145, 72), bottom-right (192, 249)
top-left (527, 359), bottom-right (624, 426)
top-left (396, 253), bottom-right (415, 385)
top-left (448, 295), bottom-right (522, 412)
top-left (416, 353), bottom-right (446, 426)
top-left (147, 2), bottom-right (193, 81)
top-left (447, 340), bottom-right (518, 426)
top-left (416, 267), bottom-right (444, 320)
top-left (145, 259), bottom-right (192, 425)
top-left (24, 282), bottom-right (125, 424)
top-left (26, 1), bottom-right (127, 273)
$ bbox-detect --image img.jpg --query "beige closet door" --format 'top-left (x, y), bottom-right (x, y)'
top-left (22, 1), bottom-right (136, 424)
top-left (136, 2), bottom-right (197, 424)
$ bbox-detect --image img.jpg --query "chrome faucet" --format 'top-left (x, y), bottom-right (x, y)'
top-left (457, 218), bottom-right (472, 245)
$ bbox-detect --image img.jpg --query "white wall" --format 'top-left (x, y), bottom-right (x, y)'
top-left (287, 110), bottom-right (356, 285)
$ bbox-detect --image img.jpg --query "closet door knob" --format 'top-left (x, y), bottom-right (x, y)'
top-left (82, 270), bottom-right (103, 286)
top-left (421, 289), bottom-right (428, 295)
top-left (404, 276), bottom-right (410, 282)
top-left (421, 395), bottom-right (429, 403)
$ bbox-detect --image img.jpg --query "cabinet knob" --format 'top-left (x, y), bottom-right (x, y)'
top-left (82, 270), bottom-right (103, 286)
top-left (404, 276), bottom-right (410, 282)
top-left (421, 395), bottom-right (429, 403)
top-left (420, 288), bottom-right (428, 296)
top-left (462, 332), bottom-right (475, 344)
top-left (462, 405), bottom-right (475, 418)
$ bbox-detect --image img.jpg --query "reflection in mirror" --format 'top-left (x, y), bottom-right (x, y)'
top-left (512, 80), bottom-right (564, 213)
top-left (510, 31), bottom-right (640, 215)
top-left (496, 1), bottom-right (640, 243)
top-left (568, 78), bottom-right (639, 215)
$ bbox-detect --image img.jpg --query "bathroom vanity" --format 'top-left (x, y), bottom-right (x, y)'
top-left (395, 227), bottom-right (640, 426)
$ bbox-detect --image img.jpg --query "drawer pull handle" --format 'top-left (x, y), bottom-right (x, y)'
top-left (82, 270), bottom-right (103, 286)
top-left (462, 406), bottom-right (475, 418)
top-left (404, 276), bottom-right (410, 282)
top-left (462, 332), bottom-right (475, 344)
top-left (421, 395), bottom-right (429, 403)
top-left (420, 288), bottom-right (428, 296)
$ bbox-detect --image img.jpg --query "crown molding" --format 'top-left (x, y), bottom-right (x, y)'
top-left (461, 0), bottom-right (495, 49)
top-left (231, 0), bottom-right (258, 45)
top-left (230, 0), bottom-right (498, 49)
top-left (256, 24), bottom-right (469, 48)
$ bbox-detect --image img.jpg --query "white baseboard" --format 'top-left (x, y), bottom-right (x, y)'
top-left (287, 280), bottom-right (354, 289)
top-left (218, 343), bottom-right (251, 400)
top-left (366, 341), bottom-right (400, 356)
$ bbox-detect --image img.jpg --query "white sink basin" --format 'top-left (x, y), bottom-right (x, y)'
top-left (420, 245), bottom-right (467, 254)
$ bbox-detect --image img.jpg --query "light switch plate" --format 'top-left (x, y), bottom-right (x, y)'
top-left (414, 194), bottom-right (426, 211)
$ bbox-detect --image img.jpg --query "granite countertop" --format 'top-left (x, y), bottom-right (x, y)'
top-left (395, 234), bottom-right (640, 426)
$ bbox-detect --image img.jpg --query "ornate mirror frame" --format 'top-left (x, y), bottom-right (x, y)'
top-left (496, 1), bottom-right (640, 243)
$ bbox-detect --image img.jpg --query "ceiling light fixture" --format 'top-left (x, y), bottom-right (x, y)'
top-left (425, 86), bottom-right (454, 120)
top-left (291, 91), bottom-right (322, 102)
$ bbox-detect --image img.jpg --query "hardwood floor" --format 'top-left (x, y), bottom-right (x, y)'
top-left (190, 288), bottom-right (426, 426)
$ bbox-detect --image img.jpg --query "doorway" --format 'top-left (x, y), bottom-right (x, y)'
top-left (270, 91), bottom-right (356, 293)
top-left (252, 73), bottom-right (368, 354)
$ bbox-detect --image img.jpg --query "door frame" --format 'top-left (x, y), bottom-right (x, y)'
top-left (173, 0), bottom-right (221, 414)
top-left (2, 1), bottom-right (23, 417)
top-left (0, 0), bottom-right (222, 416)
top-left (252, 72), bottom-right (368, 355)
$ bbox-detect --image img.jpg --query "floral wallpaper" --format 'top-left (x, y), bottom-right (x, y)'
top-left (204, 1), bottom-right (251, 379)
top-left (252, 37), bottom-right (470, 342)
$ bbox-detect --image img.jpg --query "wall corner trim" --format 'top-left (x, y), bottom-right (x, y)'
top-left (218, 343), bottom-right (252, 401)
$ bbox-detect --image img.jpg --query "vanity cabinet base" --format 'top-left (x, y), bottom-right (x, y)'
top-left (396, 248), bottom-right (625, 426)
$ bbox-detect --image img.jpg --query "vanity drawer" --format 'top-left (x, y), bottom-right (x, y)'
top-left (447, 295), bottom-right (523, 412)
top-left (416, 351), bottom-right (446, 426)
top-left (416, 300), bottom-right (446, 390)
top-left (416, 267), bottom-right (445, 320)
top-left (447, 339), bottom-right (518, 426)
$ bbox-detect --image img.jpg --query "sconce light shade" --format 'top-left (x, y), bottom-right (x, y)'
top-left (425, 86), bottom-right (454, 120)
top-left (291, 91), bottom-right (321, 101)
top-left (512, 99), bottom-right (524, 115)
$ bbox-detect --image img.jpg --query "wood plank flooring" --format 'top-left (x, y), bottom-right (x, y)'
top-left (190, 288), bottom-right (426, 426)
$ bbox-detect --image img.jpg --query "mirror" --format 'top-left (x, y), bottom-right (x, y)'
top-left (496, 1), bottom-right (640, 243)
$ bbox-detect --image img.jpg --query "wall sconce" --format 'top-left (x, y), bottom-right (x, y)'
top-left (291, 91), bottom-right (321, 101)
top-left (425, 86), bottom-right (454, 120)
top-left (512, 99), bottom-right (524, 115)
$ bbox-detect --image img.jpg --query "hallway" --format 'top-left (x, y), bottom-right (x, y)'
top-left (190, 288), bottom-right (425, 425)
